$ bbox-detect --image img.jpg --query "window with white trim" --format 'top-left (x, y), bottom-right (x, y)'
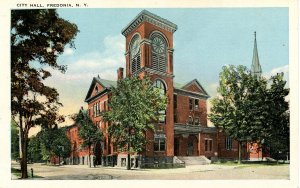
top-left (195, 99), bottom-right (199, 109)
top-left (189, 98), bottom-right (193, 110)
top-left (225, 137), bottom-right (232, 150)
top-left (205, 139), bottom-right (213, 152)
top-left (194, 117), bottom-right (200, 125)
top-left (154, 134), bottom-right (166, 152)
top-left (188, 116), bottom-right (193, 124)
top-left (96, 102), bottom-right (100, 116)
top-left (93, 104), bottom-right (96, 117)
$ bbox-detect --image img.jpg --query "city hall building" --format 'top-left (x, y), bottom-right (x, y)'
top-left (66, 10), bottom-right (266, 168)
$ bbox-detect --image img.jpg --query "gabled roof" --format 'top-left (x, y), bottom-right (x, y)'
top-left (175, 79), bottom-right (209, 96)
top-left (84, 77), bottom-right (117, 102)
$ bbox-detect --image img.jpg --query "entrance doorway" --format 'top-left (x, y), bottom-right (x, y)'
top-left (174, 138), bottom-right (179, 156)
top-left (94, 141), bottom-right (102, 165)
top-left (187, 138), bottom-right (194, 156)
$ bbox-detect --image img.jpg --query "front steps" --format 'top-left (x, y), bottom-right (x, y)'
top-left (177, 156), bottom-right (211, 165)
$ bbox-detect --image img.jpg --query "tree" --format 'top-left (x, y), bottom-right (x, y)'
top-left (39, 128), bottom-right (71, 165)
top-left (11, 9), bottom-right (78, 178)
top-left (261, 73), bottom-right (290, 160)
top-left (28, 135), bottom-right (42, 163)
top-left (75, 110), bottom-right (103, 168)
top-left (209, 65), bottom-right (289, 163)
top-left (51, 128), bottom-right (72, 165)
top-left (102, 76), bottom-right (167, 170)
top-left (209, 65), bottom-right (267, 163)
top-left (11, 120), bottom-right (20, 160)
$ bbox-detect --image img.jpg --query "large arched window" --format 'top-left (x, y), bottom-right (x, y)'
top-left (151, 33), bottom-right (167, 72)
top-left (153, 79), bottom-right (166, 124)
top-left (130, 34), bottom-right (141, 74)
top-left (153, 79), bottom-right (166, 96)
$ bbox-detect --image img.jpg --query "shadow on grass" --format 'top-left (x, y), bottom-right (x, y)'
top-left (11, 168), bottom-right (44, 179)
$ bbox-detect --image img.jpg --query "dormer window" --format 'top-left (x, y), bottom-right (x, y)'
top-left (95, 86), bottom-right (98, 93)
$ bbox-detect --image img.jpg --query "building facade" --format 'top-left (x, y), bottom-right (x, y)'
top-left (66, 10), bottom-right (266, 167)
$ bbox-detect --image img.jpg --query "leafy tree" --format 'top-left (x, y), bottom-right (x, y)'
top-left (11, 9), bottom-right (78, 178)
top-left (261, 73), bottom-right (290, 160)
top-left (75, 110), bottom-right (103, 168)
top-left (39, 128), bottom-right (71, 165)
top-left (102, 76), bottom-right (167, 170)
top-left (11, 120), bottom-right (20, 160)
top-left (52, 128), bottom-right (72, 164)
top-left (209, 65), bottom-right (267, 163)
top-left (28, 135), bottom-right (42, 163)
top-left (209, 65), bottom-right (289, 163)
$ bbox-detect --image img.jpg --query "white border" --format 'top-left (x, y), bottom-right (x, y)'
top-left (0, 0), bottom-right (298, 188)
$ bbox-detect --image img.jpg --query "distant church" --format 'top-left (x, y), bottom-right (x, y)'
top-left (65, 10), bottom-right (267, 168)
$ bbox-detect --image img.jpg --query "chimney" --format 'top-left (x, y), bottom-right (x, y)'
top-left (117, 67), bottom-right (124, 80)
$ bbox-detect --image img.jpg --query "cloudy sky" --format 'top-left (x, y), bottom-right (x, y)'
top-left (39, 8), bottom-right (289, 128)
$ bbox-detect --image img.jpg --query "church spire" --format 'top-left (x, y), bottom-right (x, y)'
top-left (251, 31), bottom-right (262, 78)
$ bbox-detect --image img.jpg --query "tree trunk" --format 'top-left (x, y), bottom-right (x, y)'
top-left (88, 146), bottom-right (91, 168)
top-left (238, 141), bottom-right (241, 164)
top-left (127, 142), bottom-right (131, 170)
top-left (21, 135), bottom-right (28, 178)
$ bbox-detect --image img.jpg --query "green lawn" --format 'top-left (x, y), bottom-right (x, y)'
top-left (11, 168), bottom-right (44, 179)
top-left (212, 160), bottom-right (289, 168)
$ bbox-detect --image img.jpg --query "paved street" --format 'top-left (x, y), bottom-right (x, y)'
top-left (11, 162), bottom-right (289, 180)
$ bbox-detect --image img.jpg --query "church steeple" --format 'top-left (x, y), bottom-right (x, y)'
top-left (251, 32), bottom-right (262, 78)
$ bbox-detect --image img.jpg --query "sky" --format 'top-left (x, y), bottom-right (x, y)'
top-left (39, 8), bottom-right (289, 128)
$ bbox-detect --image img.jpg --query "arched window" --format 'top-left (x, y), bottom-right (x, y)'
top-left (153, 79), bottom-right (166, 95)
top-left (151, 33), bottom-right (167, 72)
top-left (130, 34), bottom-right (141, 74)
top-left (153, 79), bottom-right (166, 124)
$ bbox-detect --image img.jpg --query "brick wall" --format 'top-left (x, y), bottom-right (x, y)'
top-left (199, 133), bottom-right (217, 158)
top-left (175, 94), bottom-right (207, 127)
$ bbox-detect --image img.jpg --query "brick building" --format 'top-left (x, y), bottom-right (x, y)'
top-left (66, 10), bottom-right (266, 167)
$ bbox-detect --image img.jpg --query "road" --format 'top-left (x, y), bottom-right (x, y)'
top-left (11, 162), bottom-right (289, 180)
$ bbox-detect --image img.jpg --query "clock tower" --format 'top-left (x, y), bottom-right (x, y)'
top-left (122, 10), bottom-right (177, 157)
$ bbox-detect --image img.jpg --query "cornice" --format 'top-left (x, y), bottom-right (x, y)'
top-left (122, 10), bottom-right (178, 37)
top-left (174, 88), bottom-right (210, 99)
top-left (85, 88), bottom-right (110, 103)
top-left (133, 67), bottom-right (174, 78)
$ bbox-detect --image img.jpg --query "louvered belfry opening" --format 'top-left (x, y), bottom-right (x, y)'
top-left (130, 34), bottom-right (141, 74)
top-left (131, 55), bottom-right (141, 73)
top-left (151, 33), bottom-right (167, 72)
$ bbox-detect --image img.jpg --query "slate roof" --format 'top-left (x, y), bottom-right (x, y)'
top-left (94, 77), bottom-right (117, 88)
top-left (84, 76), bottom-right (117, 102)
top-left (85, 76), bottom-right (209, 102)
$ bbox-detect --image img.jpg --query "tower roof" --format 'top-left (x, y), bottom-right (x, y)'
top-left (251, 32), bottom-right (262, 78)
top-left (121, 10), bottom-right (178, 37)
